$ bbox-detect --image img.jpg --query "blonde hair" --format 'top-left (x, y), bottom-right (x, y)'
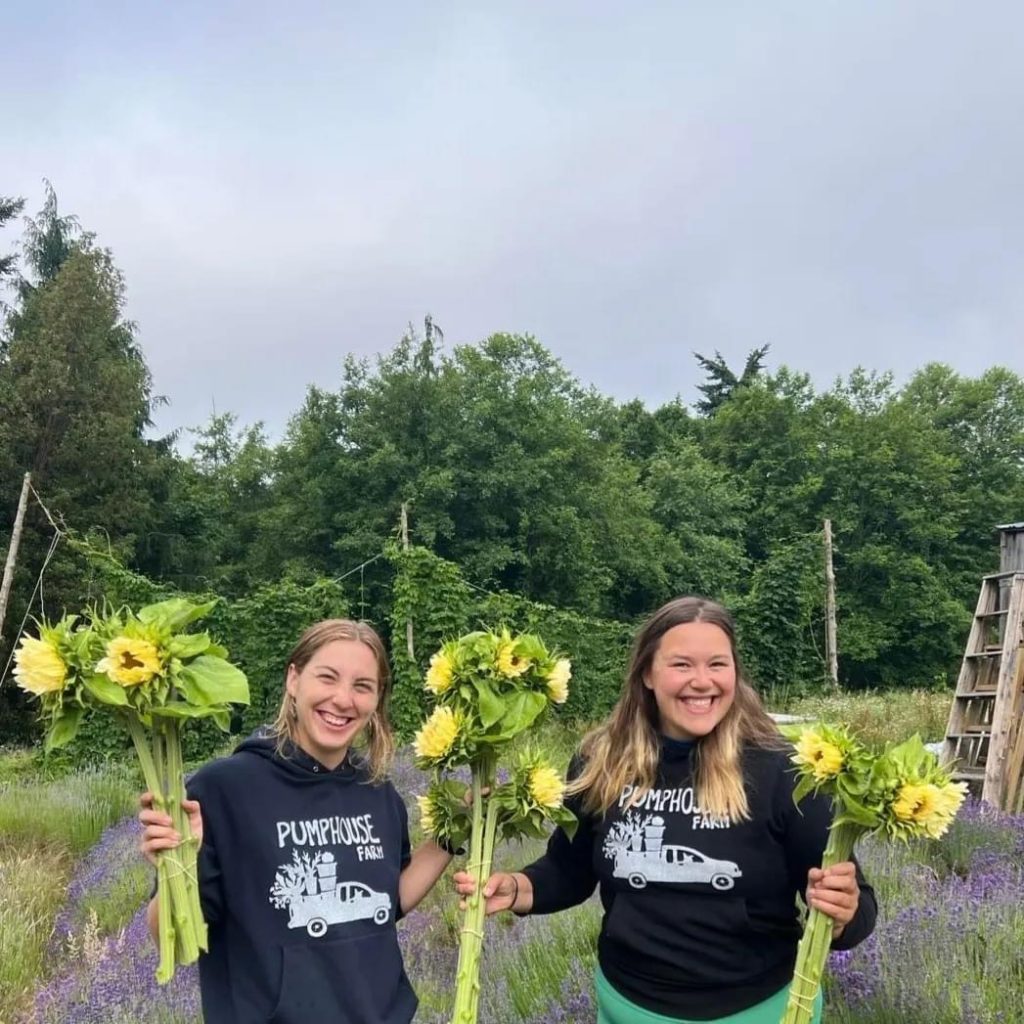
top-left (570, 597), bottom-right (782, 821)
top-left (271, 619), bottom-right (395, 783)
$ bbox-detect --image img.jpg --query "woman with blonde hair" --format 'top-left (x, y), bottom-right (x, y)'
top-left (140, 619), bottom-right (454, 1024)
top-left (456, 596), bottom-right (877, 1024)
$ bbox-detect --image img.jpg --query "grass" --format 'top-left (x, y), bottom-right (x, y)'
top-left (0, 766), bottom-right (139, 855)
top-left (775, 689), bottom-right (952, 747)
top-left (0, 847), bottom-right (73, 1023)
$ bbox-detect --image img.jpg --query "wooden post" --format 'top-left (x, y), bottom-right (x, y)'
top-left (996, 522), bottom-right (1024, 609)
top-left (400, 502), bottom-right (414, 661)
top-left (982, 574), bottom-right (1024, 809)
top-left (0, 472), bottom-right (32, 646)
top-left (985, 523), bottom-right (1024, 809)
top-left (824, 519), bottom-right (839, 690)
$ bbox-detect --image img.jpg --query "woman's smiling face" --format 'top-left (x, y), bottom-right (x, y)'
top-left (286, 639), bottom-right (380, 769)
top-left (643, 621), bottom-right (736, 741)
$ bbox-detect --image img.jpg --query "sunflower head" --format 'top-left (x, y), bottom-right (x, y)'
top-left (891, 779), bottom-right (966, 839)
top-left (416, 794), bottom-right (437, 835)
top-left (425, 650), bottom-right (455, 695)
top-left (96, 636), bottom-right (163, 687)
top-left (793, 730), bottom-right (845, 781)
top-left (13, 635), bottom-right (68, 696)
top-left (495, 635), bottom-right (531, 679)
top-left (528, 764), bottom-right (565, 809)
top-left (545, 659), bottom-right (571, 704)
top-left (413, 706), bottom-right (461, 762)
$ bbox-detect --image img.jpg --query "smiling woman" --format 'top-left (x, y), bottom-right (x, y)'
top-left (138, 619), bottom-right (456, 1024)
top-left (456, 596), bottom-right (879, 1024)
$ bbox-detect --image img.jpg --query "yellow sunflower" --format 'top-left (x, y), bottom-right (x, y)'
top-left (413, 706), bottom-right (460, 761)
top-left (417, 794), bottom-right (437, 835)
top-left (496, 641), bottom-right (531, 679)
top-left (545, 659), bottom-right (571, 704)
top-left (892, 780), bottom-right (965, 839)
top-left (528, 764), bottom-right (565, 809)
top-left (97, 636), bottom-right (163, 687)
top-left (13, 636), bottom-right (68, 696)
top-left (425, 651), bottom-right (455, 695)
top-left (793, 731), bottom-right (844, 781)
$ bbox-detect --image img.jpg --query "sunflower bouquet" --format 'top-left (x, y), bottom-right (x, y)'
top-left (412, 629), bottom-right (576, 1024)
top-left (781, 725), bottom-right (968, 1024)
top-left (12, 597), bottom-right (248, 983)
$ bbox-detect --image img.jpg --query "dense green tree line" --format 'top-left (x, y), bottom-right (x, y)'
top-left (2, 189), bottom-right (1023, 739)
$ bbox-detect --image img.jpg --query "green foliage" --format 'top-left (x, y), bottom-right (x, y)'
top-left (388, 543), bottom-right (633, 739)
top-left (736, 532), bottom-right (824, 691)
top-left (0, 193), bottom-right (24, 282)
top-left (0, 186), bottom-right (168, 741)
top-left (268, 329), bottom-right (677, 618)
top-left (388, 542), bottom-right (474, 737)
top-left (693, 344), bottom-right (770, 415)
top-left (3, 250), bottom-right (1023, 734)
top-left (202, 576), bottom-right (349, 733)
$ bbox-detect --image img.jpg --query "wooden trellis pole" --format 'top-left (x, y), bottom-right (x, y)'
top-left (401, 502), bottom-right (414, 660)
top-left (824, 519), bottom-right (839, 690)
top-left (0, 472), bottom-right (32, 646)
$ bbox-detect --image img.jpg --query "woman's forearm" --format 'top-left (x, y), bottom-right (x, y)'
top-left (146, 894), bottom-right (160, 946)
top-left (399, 840), bottom-right (453, 914)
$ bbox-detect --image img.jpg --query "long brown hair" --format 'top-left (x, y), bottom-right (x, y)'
top-left (570, 596), bottom-right (782, 820)
top-left (270, 619), bottom-right (395, 783)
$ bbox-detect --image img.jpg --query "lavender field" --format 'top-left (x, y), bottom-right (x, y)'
top-left (3, 735), bottom-right (1023, 1024)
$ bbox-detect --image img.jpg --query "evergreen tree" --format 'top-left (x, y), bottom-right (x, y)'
top-left (693, 344), bottom-right (770, 415)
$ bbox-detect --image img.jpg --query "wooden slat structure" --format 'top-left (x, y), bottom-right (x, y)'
top-left (943, 523), bottom-right (1024, 811)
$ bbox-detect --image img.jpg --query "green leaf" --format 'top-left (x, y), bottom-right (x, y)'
top-left (792, 773), bottom-right (817, 806)
top-left (548, 805), bottom-right (578, 839)
top-left (150, 701), bottom-right (227, 720)
top-left (833, 797), bottom-right (880, 828)
top-left (488, 690), bottom-right (547, 741)
top-left (46, 706), bottom-right (85, 751)
top-left (176, 656), bottom-right (249, 707)
top-left (168, 632), bottom-right (212, 659)
top-left (472, 678), bottom-right (505, 728)
top-left (83, 674), bottom-right (130, 707)
top-left (138, 597), bottom-right (218, 632)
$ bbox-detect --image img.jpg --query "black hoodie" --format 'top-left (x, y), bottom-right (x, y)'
top-left (523, 742), bottom-right (877, 1021)
top-left (185, 732), bottom-right (417, 1024)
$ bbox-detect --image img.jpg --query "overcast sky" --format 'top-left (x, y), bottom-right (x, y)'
top-left (4, 1), bottom-right (1023, 441)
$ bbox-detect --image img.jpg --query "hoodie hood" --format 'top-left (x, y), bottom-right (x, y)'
top-left (233, 727), bottom-right (362, 782)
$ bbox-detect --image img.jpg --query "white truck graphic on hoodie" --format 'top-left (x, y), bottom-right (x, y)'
top-left (269, 850), bottom-right (392, 937)
top-left (603, 813), bottom-right (742, 891)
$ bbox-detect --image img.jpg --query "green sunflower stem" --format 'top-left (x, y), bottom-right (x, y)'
top-left (780, 820), bottom-right (862, 1024)
top-left (451, 759), bottom-right (499, 1024)
top-left (125, 711), bottom-right (205, 983)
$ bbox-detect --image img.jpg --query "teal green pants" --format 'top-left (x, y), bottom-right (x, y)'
top-left (595, 968), bottom-right (823, 1024)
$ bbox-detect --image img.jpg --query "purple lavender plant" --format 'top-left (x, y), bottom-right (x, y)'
top-left (825, 799), bottom-right (1024, 1024)
top-left (29, 906), bottom-right (200, 1024)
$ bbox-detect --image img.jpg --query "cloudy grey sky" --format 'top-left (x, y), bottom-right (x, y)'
top-left (4, 1), bottom-right (1023, 441)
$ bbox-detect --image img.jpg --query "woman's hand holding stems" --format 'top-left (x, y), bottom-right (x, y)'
top-left (453, 869), bottom-right (534, 916)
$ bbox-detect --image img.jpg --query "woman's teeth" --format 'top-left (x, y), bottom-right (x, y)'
top-left (319, 711), bottom-right (351, 728)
